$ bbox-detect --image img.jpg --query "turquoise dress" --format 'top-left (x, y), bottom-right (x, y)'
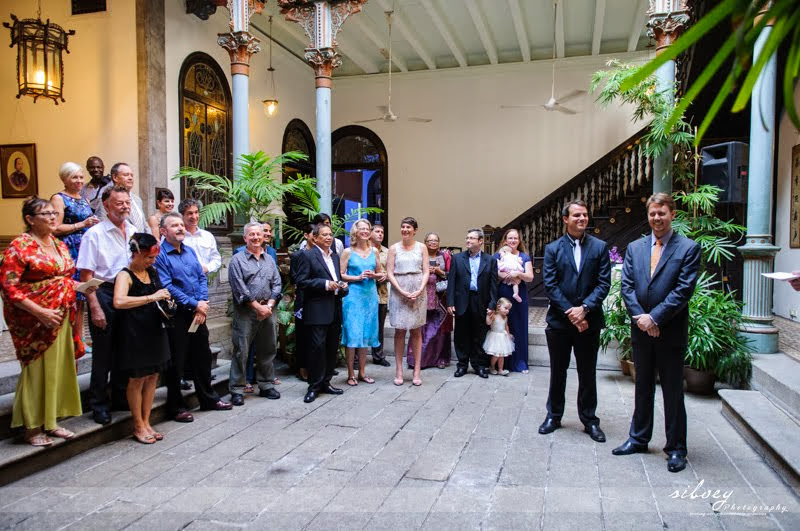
top-left (341, 248), bottom-right (380, 348)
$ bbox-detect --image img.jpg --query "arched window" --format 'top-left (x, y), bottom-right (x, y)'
top-left (281, 119), bottom-right (316, 245)
top-left (332, 126), bottom-right (388, 242)
top-left (179, 52), bottom-right (232, 233)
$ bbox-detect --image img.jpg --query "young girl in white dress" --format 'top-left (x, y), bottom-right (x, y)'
top-left (485, 297), bottom-right (515, 376)
top-left (497, 245), bottom-right (525, 302)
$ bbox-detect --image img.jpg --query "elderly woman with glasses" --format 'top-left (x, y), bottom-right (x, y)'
top-left (0, 197), bottom-right (93, 446)
top-left (407, 232), bottom-right (452, 370)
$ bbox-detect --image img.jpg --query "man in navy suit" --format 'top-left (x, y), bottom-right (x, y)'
top-left (447, 228), bottom-right (498, 378)
top-left (295, 223), bottom-right (348, 403)
top-left (539, 200), bottom-right (611, 442)
top-left (612, 193), bottom-right (701, 473)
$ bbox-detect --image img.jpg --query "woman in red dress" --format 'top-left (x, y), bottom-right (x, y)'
top-left (1, 197), bottom-right (90, 446)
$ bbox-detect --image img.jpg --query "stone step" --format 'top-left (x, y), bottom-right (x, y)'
top-left (0, 346), bottom-right (223, 441)
top-left (750, 353), bottom-right (800, 422)
top-left (0, 353), bottom-right (94, 396)
top-left (0, 361), bottom-right (232, 487)
top-left (719, 389), bottom-right (800, 497)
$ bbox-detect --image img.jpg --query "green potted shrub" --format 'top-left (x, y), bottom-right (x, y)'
top-left (592, 60), bottom-right (753, 392)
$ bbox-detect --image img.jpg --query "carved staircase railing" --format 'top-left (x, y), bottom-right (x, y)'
top-left (495, 127), bottom-right (653, 306)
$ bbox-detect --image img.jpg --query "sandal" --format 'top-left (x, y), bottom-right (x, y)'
top-left (47, 427), bottom-right (76, 439)
top-left (437, 361), bottom-right (447, 369)
top-left (412, 378), bottom-right (422, 386)
top-left (149, 431), bottom-right (164, 441)
top-left (393, 377), bottom-right (404, 386)
top-left (27, 433), bottom-right (54, 447)
top-left (347, 377), bottom-right (358, 386)
top-left (489, 369), bottom-right (498, 375)
top-left (358, 375), bottom-right (375, 384)
top-left (134, 433), bottom-right (156, 445)
top-left (501, 370), bottom-right (510, 376)
top-left (243, 383), bottom-right (255, 393)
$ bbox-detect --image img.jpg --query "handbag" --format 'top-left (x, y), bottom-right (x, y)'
top-left (154, 297), bottom-right (178, 327)
top-left (435, 279), bottom-right (448, 293)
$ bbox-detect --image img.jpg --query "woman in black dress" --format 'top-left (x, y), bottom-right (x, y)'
top-left (113, 233), bottom-right (172, 444)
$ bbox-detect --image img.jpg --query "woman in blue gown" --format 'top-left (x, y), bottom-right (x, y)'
top-left (340, 219), bottom-right (385, 386)
top-left (494, 229), bottom-right (534, 373)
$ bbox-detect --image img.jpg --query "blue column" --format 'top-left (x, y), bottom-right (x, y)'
top-left (738, 21), bottom-right (780, 354)
top-left (652, 60), bottom-right (674, 194)
top-left (316, 85), bottom-right (332, 215)
top-left (232, 73), bottom-right (249, 176)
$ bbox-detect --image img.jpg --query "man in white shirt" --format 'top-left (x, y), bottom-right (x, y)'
top-left (77, 186), bottom-right (137, 425)
top-left (95, 163), bottom-right (149, 234)
top-left (179, 198), bottom-right (222, 274)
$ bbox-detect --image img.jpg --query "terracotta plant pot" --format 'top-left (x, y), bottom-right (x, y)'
top-left (683, 366), bottom-right (716, 395)
top-left (620, 359), bottom-right (631, 375)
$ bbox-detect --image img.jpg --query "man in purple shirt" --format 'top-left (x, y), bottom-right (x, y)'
top-left (154, 213), bottom-right (232, 421)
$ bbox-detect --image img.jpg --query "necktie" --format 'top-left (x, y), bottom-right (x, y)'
top-left (573, 238), bottom-right (581, 271)
top-left (650, 238), bottom-right (662, 277)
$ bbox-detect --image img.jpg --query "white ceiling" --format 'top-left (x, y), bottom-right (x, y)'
top-left (254, 0), bottom-right (654, 77)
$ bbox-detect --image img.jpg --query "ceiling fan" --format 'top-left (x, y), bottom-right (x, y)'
top-left (500, 0), bottom-right (585, 115)
top-left (355, 10), bottom-right (431, 125)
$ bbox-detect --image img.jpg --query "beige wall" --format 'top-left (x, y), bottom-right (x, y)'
top-left (331, 53), bottom-right (645, 247)
top-left (0, 0), bottom-right (137, 232)
top-left (771, 83), bottom-right (800, 319)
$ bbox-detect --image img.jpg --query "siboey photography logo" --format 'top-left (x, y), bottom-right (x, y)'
top-left (671, 479), bottom-right (789, 516)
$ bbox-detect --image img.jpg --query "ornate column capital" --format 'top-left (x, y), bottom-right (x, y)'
top-left (217, 31), bottom-right (262, 75)
top-left (647, 0), bottom-right (691, 53)
top-left (277, 0), bottom-right (367, 86)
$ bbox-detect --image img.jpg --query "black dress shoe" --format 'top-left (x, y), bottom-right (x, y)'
top-left (612, 440), bottom-right (648, 456)
top-left (230, 393), bottom-right (244, 406)
top-left (304, 390), bottom-right (318, 403)
top-left (180, 379), bottom-right (193, 390)
top-left (584, 425), bottom-right (606, 443)
top-left (259, 388), bottom-right (281, 399)
top-left (477, 368), bottom-right (489, 379)
top-left (667, 451), bottom-right (687, 473)
top-left (93, 410), bottom-right (111, 425)
top-left (201, 400), bottom-right (233, 411)
top-left (454, 368), bottom-right (467, 378)
top-left (373, 358), bottom-right (391, 367)
top-left (538, 417), bottom-right (561, 435)
top-left (320, 385), bottom-right (343, 395)
top-left (173, 410), bottom-right (194, 423)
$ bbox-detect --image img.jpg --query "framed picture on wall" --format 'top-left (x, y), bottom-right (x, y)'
top-left (791, 144), bottom-right (800, 248)
top-left (0, 144), bottom-right (37, 198)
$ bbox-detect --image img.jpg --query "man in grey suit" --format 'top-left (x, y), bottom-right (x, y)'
top-left (612, 193), bottom-right (701, 473)
top-left (539, 200), bottom-right (611, 442)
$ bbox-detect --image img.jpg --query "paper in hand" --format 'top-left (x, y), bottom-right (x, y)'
top-left (761, 272), bottom-right (800, 281)
top-left (188, 319), bottom-right (200, 333)
top-left (76, 278), bottom-right (104, 293)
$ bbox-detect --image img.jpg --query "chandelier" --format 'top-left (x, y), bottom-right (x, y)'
top-left (262, 15), bottom-right (278, 117)
top-left (3, 1), bottom-right (75, 104)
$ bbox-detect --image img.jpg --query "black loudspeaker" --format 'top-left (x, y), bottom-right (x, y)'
top-left (700, 141), bottom-right (749, 203)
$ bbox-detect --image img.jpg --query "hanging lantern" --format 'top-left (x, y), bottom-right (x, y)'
top-left (261, 15), bottom-right (278, 117)
top-left (4, 8), bottom-right (75, 104)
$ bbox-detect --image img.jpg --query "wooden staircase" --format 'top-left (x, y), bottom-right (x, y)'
top-left (495, 128), bottom-right (653, 306)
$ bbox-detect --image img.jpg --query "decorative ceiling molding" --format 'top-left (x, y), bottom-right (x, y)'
top-left (507, 0), bottom-right (531, 63)
top-left (421, 0), bottom-right (467, 68)
top-left (591, 0), bottom-right (606, 56)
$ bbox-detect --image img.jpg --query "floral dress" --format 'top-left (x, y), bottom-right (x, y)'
top-left (0, 234), bottom-right (83, 429)
top-left (57, 192), bottom-right (93, 300)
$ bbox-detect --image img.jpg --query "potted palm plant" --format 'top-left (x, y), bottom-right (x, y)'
top-left (592, 60), bottom-right (753, 392)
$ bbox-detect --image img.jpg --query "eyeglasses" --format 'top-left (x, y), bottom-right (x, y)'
top-left (35, 211), bottom-right (58, 218)
top-left (425, 240), bottom-right (439, 244)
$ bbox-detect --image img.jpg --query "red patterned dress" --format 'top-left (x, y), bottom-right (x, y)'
top-left (1, 234), bottom-right (83, 429)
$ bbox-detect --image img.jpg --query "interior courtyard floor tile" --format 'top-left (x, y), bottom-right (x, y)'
top-left (1, 364), bottom-right (798, 530)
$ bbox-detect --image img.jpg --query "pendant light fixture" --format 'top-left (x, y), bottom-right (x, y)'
top-left (262, 15), bottom-right (278, 117)
top-left (3, 0), bottom-right (75, 104)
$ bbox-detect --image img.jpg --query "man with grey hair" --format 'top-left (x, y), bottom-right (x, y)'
top-left (447, 228), bottom-right (498, 378)
top-left (227, 222), bottom-right (282, 406)
top-left (95, 162), bottom-right (148, 233)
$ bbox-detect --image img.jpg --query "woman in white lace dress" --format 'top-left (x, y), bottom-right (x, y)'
top-left (386, 217), bottom-right (429, 386)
